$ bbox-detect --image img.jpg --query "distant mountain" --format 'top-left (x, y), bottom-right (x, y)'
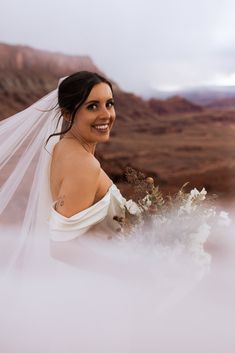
top-left (0, 43), bottom-right (159, 130)
top-left (1, 42), bottom-right (235, 199)
top-left (0, 42), bottom-right (101, 75)
top-left (142, 86), bottom-right (235, 107)
top-left (206, 97), bottom-right (235, 109)
top-left (148, 95), bottom-right (203, 115)
top-left (0, 42), bottom-right (118, 118)
top-left (180, 86), bottom-right (235, 106)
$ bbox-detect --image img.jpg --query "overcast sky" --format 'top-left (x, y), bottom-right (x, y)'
top-left (1, 0), bottom-right (235, 95)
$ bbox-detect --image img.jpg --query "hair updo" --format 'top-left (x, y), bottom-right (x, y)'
top-left (46, 71), bottom-right (113, 144)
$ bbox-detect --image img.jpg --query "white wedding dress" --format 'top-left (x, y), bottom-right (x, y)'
top-left (49, 183), bottom-right (126, 241)
top-left (1, 172), bottom-right (235, 353)
top-left (1, 81), bottom-right (235, 353)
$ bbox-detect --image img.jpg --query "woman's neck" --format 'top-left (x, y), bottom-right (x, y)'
top-left (63, 131), bottom-right (96, 155)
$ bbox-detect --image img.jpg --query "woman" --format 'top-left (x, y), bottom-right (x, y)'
top-left (48, 72), bottom-right (126, 241)
top-left (50, 72), bottom-right (115, 216)
top-left (0, 71), bottom-right (125, 255)
top-left (1, 71), bottom-right (233, 353)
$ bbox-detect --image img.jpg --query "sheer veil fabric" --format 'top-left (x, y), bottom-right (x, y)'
top-left (0, 84), bottom-right (62, 278)
top-left (1, 77), bottom-right (235, 353)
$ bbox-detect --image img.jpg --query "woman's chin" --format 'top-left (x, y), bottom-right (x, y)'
top-left (97, 134), bottom-right (110, 143)
top-left (91, 130), bottom-right (111, 142)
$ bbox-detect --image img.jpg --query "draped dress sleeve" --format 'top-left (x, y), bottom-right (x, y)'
top-left (48, 184), bottom-right (126, 241)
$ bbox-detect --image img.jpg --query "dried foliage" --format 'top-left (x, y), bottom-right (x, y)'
top-left (114, 167), bottom-right (219, 233)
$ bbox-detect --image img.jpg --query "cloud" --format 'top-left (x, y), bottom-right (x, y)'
top-left (1, 0), bottom-right (235, 94)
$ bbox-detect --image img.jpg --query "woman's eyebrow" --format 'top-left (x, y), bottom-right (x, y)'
top-left (85, 98), bottom-right (114, 105)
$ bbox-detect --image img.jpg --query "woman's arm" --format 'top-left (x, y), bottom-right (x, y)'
top-left (55, 154), bottom-right (101, 218)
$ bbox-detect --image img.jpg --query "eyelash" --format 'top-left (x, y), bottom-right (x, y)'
top-left (87, 101), bottom-right (115, 111)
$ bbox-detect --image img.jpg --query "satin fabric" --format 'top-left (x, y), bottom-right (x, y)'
top-left (49, 184), bottom-right (126, 241)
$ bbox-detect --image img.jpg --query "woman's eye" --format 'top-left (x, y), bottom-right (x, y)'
top-left (107, 101), bottom-right (115, 108)
top-left (87, 101), bottom-right (114, 111)
top-left (87, 104), bottom-right (97, 111)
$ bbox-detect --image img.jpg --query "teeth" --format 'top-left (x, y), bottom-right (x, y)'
top-left (93, 124), bottom-right (109, 130)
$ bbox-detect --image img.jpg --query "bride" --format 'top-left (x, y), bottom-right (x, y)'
top-left (1, 71), bottom-right (234, 353)
top-left (49, 71), bottom-right (125, 241)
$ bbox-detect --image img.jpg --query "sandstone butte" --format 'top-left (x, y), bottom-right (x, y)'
top-left (1, 42), bottom-right (235, 206)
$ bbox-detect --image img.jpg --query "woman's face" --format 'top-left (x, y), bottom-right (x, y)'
top-left (68, 82), bottom-right (116, 144)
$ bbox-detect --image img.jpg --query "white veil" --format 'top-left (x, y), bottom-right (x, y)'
top-left (0, 78), bottom-right (65, 279)
top-left (2, 75), bottom-right (234, 353)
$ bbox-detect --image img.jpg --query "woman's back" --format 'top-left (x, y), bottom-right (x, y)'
top-left (50, 138), bottom-right (113, 218)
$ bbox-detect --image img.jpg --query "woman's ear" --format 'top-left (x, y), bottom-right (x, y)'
top-left (61, 109), bottom-right (71, 122)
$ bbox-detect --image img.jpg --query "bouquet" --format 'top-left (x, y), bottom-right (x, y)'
top-left (114, 167), bottom-right (231, 263)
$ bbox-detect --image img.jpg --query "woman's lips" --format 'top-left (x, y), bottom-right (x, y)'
top-left (92, 123), bottom-right (110, 133)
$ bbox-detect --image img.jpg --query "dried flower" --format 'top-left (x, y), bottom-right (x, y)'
top-left (145, 177), bottom-right (154, 185)
top-left (112, 167), bottom-right (231, 267)
top-left (113, 167), bottom-right (230, 251)
top-left (125, 200), bottom-right (142, 215)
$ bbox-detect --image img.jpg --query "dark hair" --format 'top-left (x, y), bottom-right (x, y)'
top-left (46, 71), bottom-right (113, 144)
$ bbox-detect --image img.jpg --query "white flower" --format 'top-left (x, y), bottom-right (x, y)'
top-left (190, 188), bottom-right (200, 198)
top-left (125, 199), bottom-right (142, 216)
top-left (178, 187), bottom-right (207, 216)
top-left (142, 195), bottom-right (152, 207)
top-left (189, 187), bottom-right (207, 201)
top-left (217, 211), bottom-right (231, 227)
top-left (141, 195), bottom-right (152, 210)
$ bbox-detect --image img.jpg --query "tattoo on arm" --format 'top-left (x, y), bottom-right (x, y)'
top-left (55, 195), bottom-right (65, 210)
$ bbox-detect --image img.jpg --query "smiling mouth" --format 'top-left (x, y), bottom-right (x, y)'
top-left (92, 123), bottom-right (110, 133)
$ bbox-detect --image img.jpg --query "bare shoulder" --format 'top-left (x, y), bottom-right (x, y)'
top-left (52, 138), bottom-right (100, 175)
top-left (51, 139), bottom-right (101, 217)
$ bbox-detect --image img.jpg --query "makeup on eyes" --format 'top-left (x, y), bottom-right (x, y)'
top-left (86, 99), bottom-right (115, 111)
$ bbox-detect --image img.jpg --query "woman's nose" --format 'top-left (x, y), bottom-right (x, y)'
top-left (100, 105), bottom-right (111, 117)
